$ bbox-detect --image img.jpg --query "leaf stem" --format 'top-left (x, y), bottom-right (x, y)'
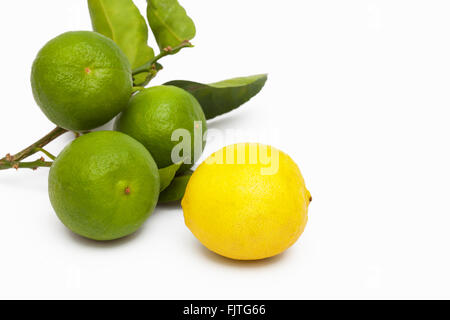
top-left (0, 126), bottom-right (67, 171)
top-left (132, 40), bottom-right (193, 76)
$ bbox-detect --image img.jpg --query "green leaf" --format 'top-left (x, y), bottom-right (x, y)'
top-left (158, 162), bottom-right (182, 192)
top-left (147, 0), bottom-right (196, 51)
top-left (158, 170), bottom-right (193, 203)
top-left (88, 0), bottom-right (155, 84)
top-left (165, 74), bottom-right (268, 120)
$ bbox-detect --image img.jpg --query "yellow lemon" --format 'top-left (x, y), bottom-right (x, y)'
top-left (182, 143), bottom-right (311, 260)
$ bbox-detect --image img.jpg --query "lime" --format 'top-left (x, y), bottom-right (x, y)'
top-left (48, 131), bottom-right (160, 241)
top-left (31, 31), bottom-right (133, 131)
top-left (182, 143), bottom-right (311, 260)
top-left (114, 86), bottom-right (207, 171)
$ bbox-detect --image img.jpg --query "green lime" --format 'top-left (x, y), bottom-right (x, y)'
top-left (48, 131), bottom-right (160, 241)
top-left (114, 85), bottom-right (207, 171)
top-left (31, 31), bottom-right (133, 131)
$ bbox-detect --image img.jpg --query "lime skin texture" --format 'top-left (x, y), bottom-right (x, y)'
top-left (48, 131), bottom-right (160, 241)
top-left (114, 85), bottom-right (207, 171)
top-left (31, 31), bottom-right (133, 131)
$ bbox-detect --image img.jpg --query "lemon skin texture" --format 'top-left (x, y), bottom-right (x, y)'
top-left (182, 143), bottom-right (311, 260)
top-left (114, 85), bottom-right (207, 171)
top-left (31, 31), bottom-right (133, 131)
top-left (48, 131), bottom-right (160, 241)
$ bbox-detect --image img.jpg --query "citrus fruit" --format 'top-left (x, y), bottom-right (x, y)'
top-left (31, 31), bottom-right (133, 131)
top-left (182, 143), bottom-right (311, 260)
top-left (48, 131), bottom-right (160, 241)
top-left (114, 85), bottom-right (207, 171)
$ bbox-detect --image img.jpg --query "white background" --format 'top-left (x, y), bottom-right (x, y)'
top-left (0, 0), bottom-right (449, 299)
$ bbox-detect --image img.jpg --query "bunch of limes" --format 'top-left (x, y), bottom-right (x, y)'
top-left (27, 29), bottom-right (311, 260)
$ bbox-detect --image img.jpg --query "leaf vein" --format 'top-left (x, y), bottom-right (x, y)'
top-left (152, 6), bottom-right (183, 45)
top-left (98, 0), bottom-right (117, 42)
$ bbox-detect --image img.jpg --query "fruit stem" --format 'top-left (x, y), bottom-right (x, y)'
top-left (34, 147), bottom-right (56, 160)
top-left (132, 40), bottom-right (193, 76)
top-left (0, 158), bottom-right (53, 170)
top-left (0, 126), bottom-right (67, 171)
top-left (132, 86), bottom-right (145, 93)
